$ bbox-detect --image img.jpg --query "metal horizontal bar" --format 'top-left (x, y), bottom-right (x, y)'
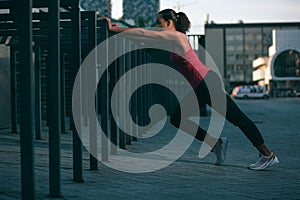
top-left (0, 0), bottom-right (72, 9)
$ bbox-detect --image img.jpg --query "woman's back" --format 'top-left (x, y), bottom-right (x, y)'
top-left (170, 47), bottom-right (210, 89)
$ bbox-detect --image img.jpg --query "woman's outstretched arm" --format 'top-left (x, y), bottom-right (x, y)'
top-left (101, 17), bottom-right (181, 45)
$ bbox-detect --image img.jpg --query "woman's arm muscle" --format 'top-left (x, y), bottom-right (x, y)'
top-left (111, 27), bottom-right (180, 44)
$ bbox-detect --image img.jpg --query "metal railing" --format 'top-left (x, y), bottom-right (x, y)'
top-left (0, 1), bottom-right (207, 198)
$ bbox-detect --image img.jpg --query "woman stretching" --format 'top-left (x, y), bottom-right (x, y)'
top-left (104, 9), bottom-right (279, 170)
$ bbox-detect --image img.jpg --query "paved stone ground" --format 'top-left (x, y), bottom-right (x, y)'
top-left (1, 98), bottom-right (300, 200)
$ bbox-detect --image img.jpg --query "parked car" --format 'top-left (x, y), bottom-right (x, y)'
top-left (231, 85), bottom-right (270, 99)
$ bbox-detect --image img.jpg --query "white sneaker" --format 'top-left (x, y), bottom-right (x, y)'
top-left (212, 137), bottom-right (228, 165)
top-left (248, 152), bottom-right (279, 170)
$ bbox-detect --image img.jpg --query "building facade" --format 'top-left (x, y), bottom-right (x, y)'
top-left (253, 30), bottom-right (300, 97)
top-left (205, 22), bottom-right (300, 91)
top-left (122, 0), bottom-right (160, 27)
top-left (80, 0), bottom-right (112, 17)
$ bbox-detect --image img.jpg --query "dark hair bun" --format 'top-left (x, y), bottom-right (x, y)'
top-left (176, 12), bottom-right (191, 34)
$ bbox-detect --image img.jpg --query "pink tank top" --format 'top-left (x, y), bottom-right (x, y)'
top-left (170, 48), bottom-right (210, 89)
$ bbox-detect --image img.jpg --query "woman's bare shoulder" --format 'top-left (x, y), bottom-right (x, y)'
top-left (173, 32), bottom-right (191, 52)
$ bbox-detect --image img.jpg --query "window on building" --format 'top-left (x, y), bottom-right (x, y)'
top-left (226, 55), bottom-right (235, 62)
top-left (245, 34), bottom-right (253, 40)
top-left (247, 54), bottom-right (255, 60)
top-left (256, 34), bottom-right (262, 40)
top-left (227, 45), bottom-right (234, 51)
top-left (235, 54), bottom-right (243, 60)
top-left (256, 44), bottom-right (262, 51)
top-left (245, 44), bottom-right (251, 51)
top-left (226, 35), bottom-right (234, 41)
top-left (245, 28), bottom-right (261, 40)
top-left (274, 50), bottom-right (300, 77)
top-left (226, 28), bottom-right (243, 41)
top-left (262, 27), bottom-right (275, 53)
top-left (237, 64), bottom-right (244, 70)
top-left (235, 34), bottom-right (243, 41)
top-left (236, 45), bottom-right (243, 51)
top-left (245, 33), bottom-right (262, 41)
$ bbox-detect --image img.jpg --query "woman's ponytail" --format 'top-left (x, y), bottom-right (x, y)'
top-left (157, 9), bottom-right (191, 34)
top-left (175, 12), bottom-right (191, 34)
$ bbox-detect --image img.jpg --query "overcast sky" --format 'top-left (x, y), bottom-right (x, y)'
top-left (112, 0), bottom-right (300, 34)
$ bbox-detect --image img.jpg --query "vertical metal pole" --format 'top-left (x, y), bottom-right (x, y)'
top-left (140, 50), bottom-right (146, 132)
top-left (82, 24), bottom-right (88, 128)
top-left (18, 0), bottom-right (35, 199)
top-left (109, 37), bottom-right (118, 154)
top-left (48, 0), bottom-right (61, 196)
top-left (71, 0), bottom-right (84, 182)
top-left (34, 46), bottom-right (42, 139)
top-left (136, 49), bottom-right (142, 137)
top-left (131, 45), bottom-right (138, 141)
top-left (87, 12), bottom-right (98, 170)
top-left (118, 39), bottom-right (126, 149)
top-left (60, 53), bottom-right (66, 134)
top-left (144, 51), bottom-right (148, 124)
top-left (99, 19), bottom-right (109, 161)
top-left (10, 45), bottom-right (18, 134)
top-left (125, 40), bottom-right (132, 145)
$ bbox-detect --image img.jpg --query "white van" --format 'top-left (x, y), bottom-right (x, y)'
top-left (231, 85), bottom-right (270, 99)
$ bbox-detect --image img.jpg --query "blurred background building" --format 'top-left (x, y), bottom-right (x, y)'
top-left (253, 29), bottom-right (300, 97)
top-left (80, 0), bottom-right (112, 17)
top-left (122, 0), bottom-right (160, 27)
top-left (204, 22), bottom-right (300, 92)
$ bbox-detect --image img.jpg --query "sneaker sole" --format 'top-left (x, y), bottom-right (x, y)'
top-left (248, 156), bottom-right (279, 171)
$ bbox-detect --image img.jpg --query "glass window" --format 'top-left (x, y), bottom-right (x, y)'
top-left (226, 64), bottom-right (234, 71)
top-left (274, 50), bottom-right (300, 77)
top-left (235, 34), bottom-right (243, 41)
top-left (245, 28), bottom-right (261, 40)
top-left (256, 34), bottom-right (262, 40)
top-left (226, 28), bottom-right (243, 41)
top-left (262, 27), bottom-right (275, 47)
top-left (235, 54), bottom-right (243, 60)
top-left (226, 35), bottom-right (234, 41)
top-left (237, 64), bottom-right (244, 70)
top-left (227, 45), bottom-right (234, 51)
top-left (256, 44), bottom-right (262, 51)
top-left (245, 44), bottom-right (252, 51)
top-left (245, 34), bottom-right (253, 40)
top-left (236, 45), bottom-right (243, 51)
top-left (226, 55), bottom-right (235, 62)
top-left (227, 45), bottom-right (243, 52)
top-left (247, 54), bottom-right (255, 60)
top-left (245, 33), bottom-right (262, 41)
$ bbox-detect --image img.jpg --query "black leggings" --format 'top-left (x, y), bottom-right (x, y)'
top-left (170, 71), bottom-right (264, 147)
